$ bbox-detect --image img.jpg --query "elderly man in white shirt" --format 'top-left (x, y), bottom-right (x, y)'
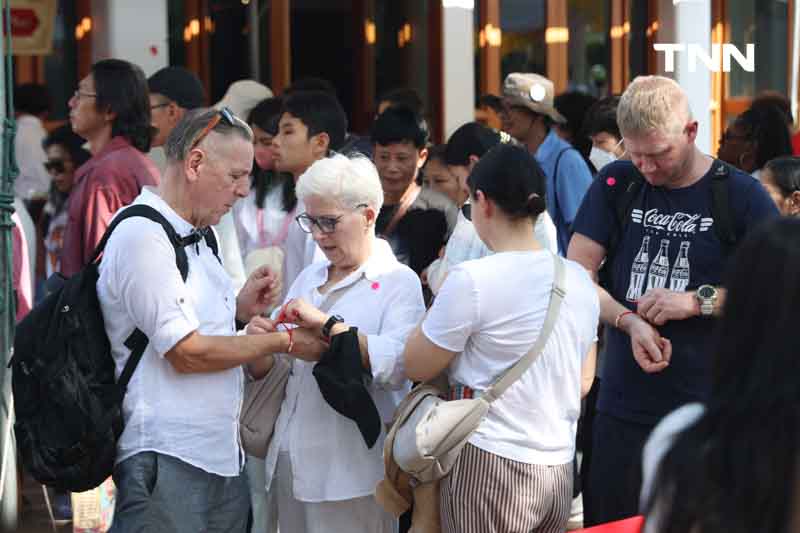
top-left (98, 107), bottom-right (326, 533)
top-left (246, 153), bottom-right (425, 533)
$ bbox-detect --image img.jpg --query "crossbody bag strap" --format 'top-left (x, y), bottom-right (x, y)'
top-left (381, 184), bottom-right (421, 238)
top-left (481, 253), bottom-right (567, 403)
top-left (551, 147), bottom-right (574, 229)
top-left (318, 274), bottom-right (367, 314)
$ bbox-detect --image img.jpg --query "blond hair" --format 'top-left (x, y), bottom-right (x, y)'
top-left (617, 76), bottom-right (693, 137)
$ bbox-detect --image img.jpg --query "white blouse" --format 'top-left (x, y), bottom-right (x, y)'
top-left (263, 238), bottom-right (425, 502)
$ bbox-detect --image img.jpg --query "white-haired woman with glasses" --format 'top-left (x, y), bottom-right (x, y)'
top-left (247, 153), bottom-right (425, 533)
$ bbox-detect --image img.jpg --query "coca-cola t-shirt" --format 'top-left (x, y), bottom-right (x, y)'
top-left (572, 159), bottom-right (778, 425)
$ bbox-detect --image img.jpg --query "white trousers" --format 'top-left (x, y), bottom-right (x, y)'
top-left (274, 452), bottom-right (397, 533)
top-left (245, 455), bottom-right (279, 533)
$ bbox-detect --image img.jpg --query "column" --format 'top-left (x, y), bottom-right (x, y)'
top-left (442, 0), bottom-right (476, 139)
top-left (90, 0), bottom-right (168, 77)
top-left (270, 0), bottom-right (291, 95)
top-left (546, 0), bottom-right (568, 94)
top-left (656, 0), bottom-right (713, 154)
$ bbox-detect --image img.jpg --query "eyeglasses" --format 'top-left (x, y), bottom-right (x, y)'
top-left (43, 159), bottom-right (66, 173)
top-left (296, 204), bottom-right (368, 234)
top-left (190, 107), bottom-right (237, 151)
top-left (72, 89), bottom-right (96, 101)
top-left (296, 213), bottom-right (345, 234)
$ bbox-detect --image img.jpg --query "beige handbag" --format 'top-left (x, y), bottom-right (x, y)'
top-left (387, 253), bottom-right (566, 484)
top-left (239, 283), bottom-right (357, 458)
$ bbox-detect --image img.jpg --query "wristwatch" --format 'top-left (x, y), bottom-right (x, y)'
top-left (695, 285), bottom-right (718, 317)
top-left (322, 314), bottom-right (345, 338)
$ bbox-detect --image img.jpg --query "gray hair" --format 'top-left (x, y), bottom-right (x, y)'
top-left (617, 76), bottom-right (694, 137)
top-left (296, 153), bottom-right (384, 213)
top-left (164, 107), bottom-right (253, 162)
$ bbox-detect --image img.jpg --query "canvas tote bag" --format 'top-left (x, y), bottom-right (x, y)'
top-left (388, 253), bottom-right (566, 483)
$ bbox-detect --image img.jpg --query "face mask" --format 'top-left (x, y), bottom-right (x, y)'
top-left (590, 145), bottom-right (617, 171)
top-left (254, 150), bottom-right (274, 171)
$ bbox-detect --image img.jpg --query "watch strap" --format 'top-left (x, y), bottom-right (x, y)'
top-left (322, 315), bottom-right (344, 338)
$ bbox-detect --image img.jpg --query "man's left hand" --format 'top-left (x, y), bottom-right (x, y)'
top-left (637, 288), bottom-right (699, 326)
top-left (236, 266), bottom-right (282, 323)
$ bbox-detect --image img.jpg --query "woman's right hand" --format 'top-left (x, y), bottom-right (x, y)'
top-left (289, 327), bottom-right (330, 362)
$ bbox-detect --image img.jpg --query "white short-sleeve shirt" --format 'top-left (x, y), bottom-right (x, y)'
top-left (263, 238), bottom-right (426, 502)
top-left (97, 188), bottom-right (244, 477)
top-left (422, 250), bottom-right (599, 465)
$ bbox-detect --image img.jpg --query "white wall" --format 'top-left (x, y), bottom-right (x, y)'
top-left (657, 0), bottom-right (713, 154)
top-left (442, 2), bottom-right (475, 140)
top-left (91, 0), bottom-right (168, 77)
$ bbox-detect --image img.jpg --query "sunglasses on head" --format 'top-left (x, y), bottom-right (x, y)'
top-left (44, 159), bottom-right (66, 173)
top-left (190, 107), bottom-right (238, 150)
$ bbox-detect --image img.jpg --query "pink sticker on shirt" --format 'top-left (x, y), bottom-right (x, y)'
top-left (606, 177), bottom-right (617, 186)
top-left (371, 282), bottom-right (380, 291)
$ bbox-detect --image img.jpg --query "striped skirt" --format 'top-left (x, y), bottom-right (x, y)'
top-left (440, 443), bottom-right (573, 533)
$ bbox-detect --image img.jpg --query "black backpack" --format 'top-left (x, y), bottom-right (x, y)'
top-left (11, 204), bottom-right (219, 492)
top-left (597, 160), bottom-right (738, 293)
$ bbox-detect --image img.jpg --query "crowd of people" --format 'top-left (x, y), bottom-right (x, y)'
top-left (8, 55), bottom-right (800, 533)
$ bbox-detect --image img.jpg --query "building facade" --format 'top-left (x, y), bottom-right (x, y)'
top-left (12, 0), bottom-right (800, 151)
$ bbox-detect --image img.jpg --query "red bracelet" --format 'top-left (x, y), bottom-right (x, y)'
top-left (615, 310), bottom-right (635, 330)
top-left (279, 323), bottom-right (294, 353)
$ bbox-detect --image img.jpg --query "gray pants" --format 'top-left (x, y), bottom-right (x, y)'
top-left (109, 452), bottom-right (250, 533)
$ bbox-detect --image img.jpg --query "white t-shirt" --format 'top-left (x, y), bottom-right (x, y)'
top-left (422, 250), bottom-right (599, 465)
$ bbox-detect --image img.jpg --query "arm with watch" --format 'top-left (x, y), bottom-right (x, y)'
top-left (281, 298), bottom-right (372, 371)
top-left (635, 285), bottom-right (725, 325)
top-left (568, 234), bottom-right (723, 375)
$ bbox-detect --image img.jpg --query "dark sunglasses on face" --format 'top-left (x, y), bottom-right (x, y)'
top-left (44, 159), bottom-right (66, 173)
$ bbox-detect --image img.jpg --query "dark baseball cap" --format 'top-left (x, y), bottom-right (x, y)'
top-left (147, 66), bottom-right (206, 110)
top-left (444, 122), bottom-right (501, 166)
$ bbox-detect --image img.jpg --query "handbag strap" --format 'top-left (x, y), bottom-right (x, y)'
top-left (481, 253), bottom-right (567, 403)
top-left (318, 273), bottom-right (367, 313)
top-left (381, 184), bottom-right (421, 238)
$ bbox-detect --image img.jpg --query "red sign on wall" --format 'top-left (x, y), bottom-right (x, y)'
top-left (1, 0), bottom-right (55, 55)
top-left (7, 8), bottom-right (41, 37)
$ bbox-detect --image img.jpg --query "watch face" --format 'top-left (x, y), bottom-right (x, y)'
top-left (698, 286), bottom-right (715, 299)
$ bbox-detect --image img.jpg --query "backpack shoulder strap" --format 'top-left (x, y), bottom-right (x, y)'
top-left (709, 161), bottom-right (737, 251)
top-left (603, 169), bottom-right (644, 254)
top-left (551, 147), bottom-right (575, 224)
top-left (89, 204), bottom-right (193, 392)
top-left (89, 204), bottom-right (190, 281)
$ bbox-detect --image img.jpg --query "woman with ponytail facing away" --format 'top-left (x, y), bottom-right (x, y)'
top-left (403, 144), bottom-right (599, 532)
